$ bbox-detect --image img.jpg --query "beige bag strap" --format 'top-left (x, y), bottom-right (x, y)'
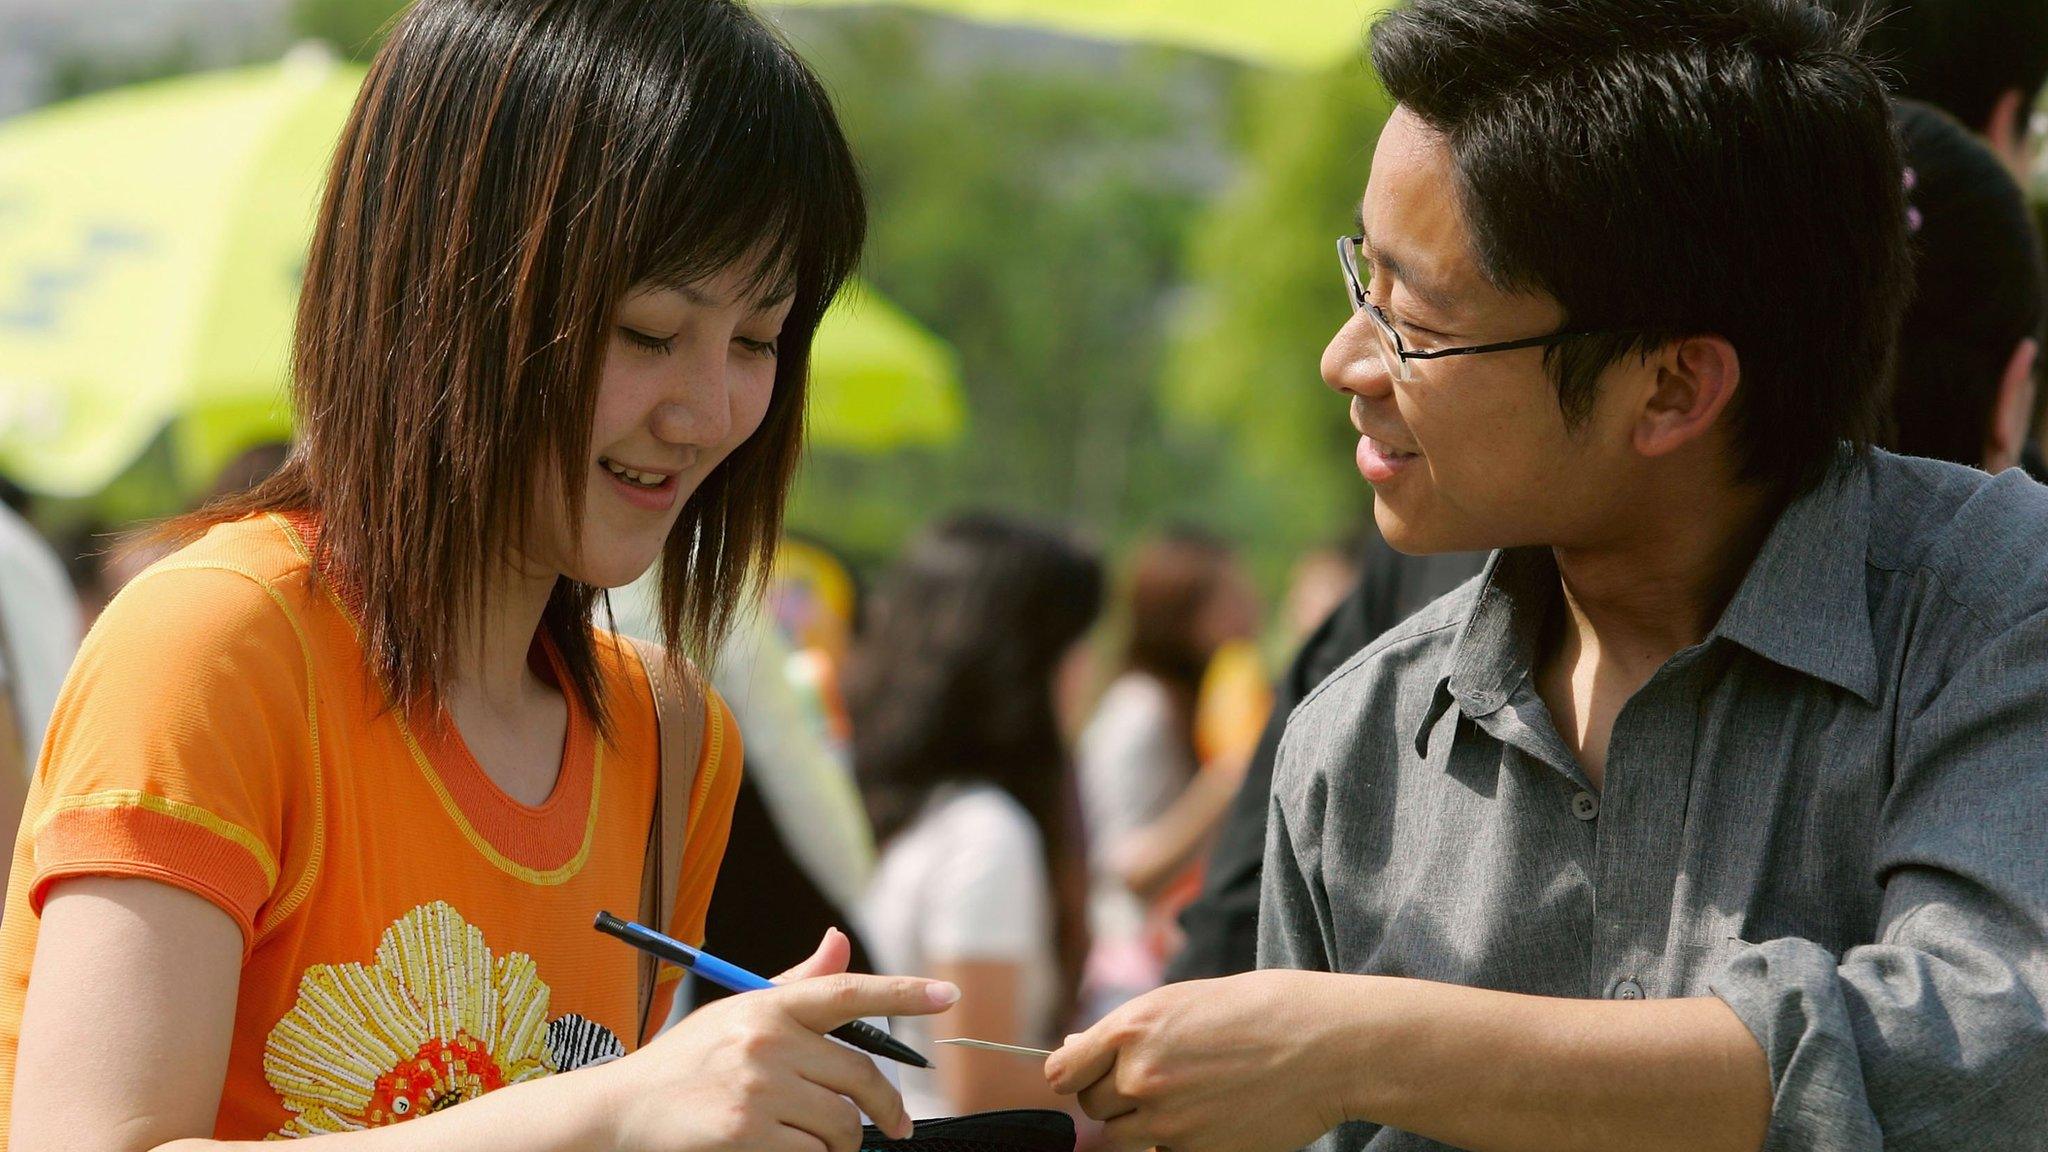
top-left (626, 636), bottom-right (705, 1043)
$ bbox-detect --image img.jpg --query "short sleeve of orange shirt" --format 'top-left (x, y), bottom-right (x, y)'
top-left (0, 514), bottom-right (743, 1140)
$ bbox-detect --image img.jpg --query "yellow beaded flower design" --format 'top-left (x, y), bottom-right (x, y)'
top-left (262, 901), bottom-right (619, 1138)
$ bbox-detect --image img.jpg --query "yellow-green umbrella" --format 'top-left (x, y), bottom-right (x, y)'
top-left (0, 55), bottom-right (963, 501)
top-left (773, 0), bottom-right (1388, 70)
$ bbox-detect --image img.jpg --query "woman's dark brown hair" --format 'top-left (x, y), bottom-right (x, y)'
top-left (174, 0), bottom-right (865, 725)
top-left (847, 514), bottom-right (1103, 1028)
top-left (1118, 527), bottom-right (1241, 748)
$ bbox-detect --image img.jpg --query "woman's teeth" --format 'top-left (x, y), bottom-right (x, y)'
top-left (602, 459), bottom-right (668, 488)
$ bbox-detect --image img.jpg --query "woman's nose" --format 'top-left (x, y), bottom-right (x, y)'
top-left (650, 356), bottom-right (735, 447)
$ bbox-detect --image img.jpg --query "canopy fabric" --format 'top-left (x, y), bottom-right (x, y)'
top-left (0, 56), bottom-right (962, 501)
top-left (772, 0), bottom-right (1388, 69)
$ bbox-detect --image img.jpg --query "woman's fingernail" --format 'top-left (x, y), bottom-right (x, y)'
top-left (928, 981), bottom-right (961, 1007)
top-left (1064, 1033), bottom-right (1082, 1047)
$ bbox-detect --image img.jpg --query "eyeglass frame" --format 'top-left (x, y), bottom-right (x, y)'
top-left (1339, 234), bottom-right (1606, 382)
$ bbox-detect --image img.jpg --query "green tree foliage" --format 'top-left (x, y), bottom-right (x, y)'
top-left (777, 9), bottom-right (1245, 567)
top-left (292, 0), bottom-right (408, 59)
top-left (1160, 61), bottom-right (1391, 574)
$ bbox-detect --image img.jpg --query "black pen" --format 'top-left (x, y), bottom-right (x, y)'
top-left (594, 911), bottom-right (933, 1069)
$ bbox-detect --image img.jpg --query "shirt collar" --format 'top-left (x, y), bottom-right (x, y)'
top-left (1709, 454), bottom-right (1879, 704)
top-left (1415, 547), bottom-right (1558, 757)
top-left (1413, 453), bottom-right (1880, 758)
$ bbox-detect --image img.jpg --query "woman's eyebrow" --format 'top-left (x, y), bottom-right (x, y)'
top-left (638, 278), bottom-right (793, 314)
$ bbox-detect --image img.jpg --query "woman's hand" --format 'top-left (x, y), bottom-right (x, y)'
top-left (599, 929), bottom-right (960, 1152)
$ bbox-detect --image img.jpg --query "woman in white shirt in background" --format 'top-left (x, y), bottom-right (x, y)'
top-left (1076, 528), bottom-right (1259, 1021)
top-left (851, 514), bottom-right (1102, 1120)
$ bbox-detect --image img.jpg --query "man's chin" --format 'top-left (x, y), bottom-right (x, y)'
top-left (1372, 497), bottom-right (1469, 557)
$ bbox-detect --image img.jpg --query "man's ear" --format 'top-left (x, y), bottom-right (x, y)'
top-left (1632, 335), bottom-right (1741, 460)
top-left (1984, 88), bottom-right (2032, 181)
top-left (1986, 337), bottom-right (2039, 474)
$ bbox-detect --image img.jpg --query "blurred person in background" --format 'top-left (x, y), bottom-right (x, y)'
top-left (1076, 528), bottom-right (1259, 1019)
top-left (850, 513), bottom-right (1102, 1120)
top-left (609, 567), bottom-right (881, 1021)
top-left (0, 1), bottom-right (959, 1149)
top-left (769, 534), bottom-right (864, 751)
top-left (0, 495), bottom-right (82, 902)
top-left (1843, 0), bottom-right (2048, 182)
top-left (1278, 534), bottom-right (1361, 645)
top-left (1890, 98), bottom-right (2048, 472)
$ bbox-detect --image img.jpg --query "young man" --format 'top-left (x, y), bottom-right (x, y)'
top-left (1170, 0), bottom-right (2048, 989)
top-left (1048, 2), bottom-right (2048, 1149)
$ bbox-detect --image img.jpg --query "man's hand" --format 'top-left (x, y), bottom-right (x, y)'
top-left (1045, 972), bottom-right (1356, 1152)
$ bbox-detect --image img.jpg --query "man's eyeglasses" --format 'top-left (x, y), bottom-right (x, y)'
top-left (1339, 234), bottom-right (1599, 384)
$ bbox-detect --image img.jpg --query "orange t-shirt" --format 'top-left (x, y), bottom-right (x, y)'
top-left (0, 513), bottom-right (742, 1140)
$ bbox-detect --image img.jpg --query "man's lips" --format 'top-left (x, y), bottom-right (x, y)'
top-left (1348, 397), bottom-right (1419, 457)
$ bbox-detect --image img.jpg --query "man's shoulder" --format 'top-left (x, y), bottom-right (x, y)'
top-left (1291, 559), bottom-right (1486, 724)
top-left (1866, 451), bottom-right (2048, 627)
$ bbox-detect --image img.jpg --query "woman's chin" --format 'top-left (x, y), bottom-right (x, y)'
top-left (566, 547), bottom-right (664, 591)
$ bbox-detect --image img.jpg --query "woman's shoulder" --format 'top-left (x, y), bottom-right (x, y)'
top-left (93, 516), bottom-right (320, 664)
top-left (588, 631), bottom-right (739, 778)
top-left (914, 784), bottom-right (1043, 855)
top-left (1079, 672), bottom-right (1175, 756)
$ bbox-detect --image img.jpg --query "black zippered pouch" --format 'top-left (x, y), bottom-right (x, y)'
top-left (861, 1108), bottom-right (1075, 1151)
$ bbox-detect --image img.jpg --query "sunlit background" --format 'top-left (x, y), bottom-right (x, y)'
top-left (0, 0), bottom-right (1400, 633)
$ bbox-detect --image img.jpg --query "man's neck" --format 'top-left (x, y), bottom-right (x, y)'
top-left (1535, 469), bottom-right (1784, 787)
top-left (1551, 476), bottom-right (1783, 672)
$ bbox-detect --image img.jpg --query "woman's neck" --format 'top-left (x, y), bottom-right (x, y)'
top-left (449, 560), bottom-right (564, 718)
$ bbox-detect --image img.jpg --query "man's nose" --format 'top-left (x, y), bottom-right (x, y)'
top-left (1321, 312), bottom-right (1393, 398)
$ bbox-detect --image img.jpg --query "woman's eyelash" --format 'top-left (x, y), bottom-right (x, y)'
top-left (620, 327), bottom-right (674, 354)
top-left (620, 328), bottom-right (778, 358)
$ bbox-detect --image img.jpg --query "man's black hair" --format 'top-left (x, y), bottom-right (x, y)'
top-left (1372, 0), bottom-right (1912, 494)
top-left (1890, 99), bottom-right (2048, 467)
top-left (1844, 0), bottom-right (2048, 131)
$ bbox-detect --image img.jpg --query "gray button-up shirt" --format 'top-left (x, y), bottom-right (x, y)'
top-left (1258, 450), bottom-right (2048, 1151)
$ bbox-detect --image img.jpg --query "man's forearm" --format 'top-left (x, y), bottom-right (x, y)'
top-left (1330, 977), bottom-right (1772, 1152)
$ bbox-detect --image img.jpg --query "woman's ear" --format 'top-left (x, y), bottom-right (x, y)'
top-left (1984, 88), bottom-right (2032, 182)
top-left (1986, 337), bottom-right (2039, 474)
top-left (1631, 335), bottom-right (1741, 460)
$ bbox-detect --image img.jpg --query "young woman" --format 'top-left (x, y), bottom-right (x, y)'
top-left (0, 2), bottom-right (955, 1149)
top-left (849, 515), bottom-right (1102, 1120)
top-left (1076, 528), bottom-right (1259, 1020)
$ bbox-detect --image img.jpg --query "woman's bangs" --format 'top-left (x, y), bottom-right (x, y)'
top-left (626, 38), bottom-right (863, 317)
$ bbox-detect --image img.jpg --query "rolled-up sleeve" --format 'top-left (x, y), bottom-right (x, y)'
top-left (1712, 608), bottom-right (2048, 1151)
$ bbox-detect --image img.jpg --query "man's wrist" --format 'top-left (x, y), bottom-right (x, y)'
top-left (1293, 971), bottom-right (1401, 1127)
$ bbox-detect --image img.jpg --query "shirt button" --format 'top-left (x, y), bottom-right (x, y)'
top-left (1613, 978), bottom-right (1645, 1000)
top-left (1572, 791), bottom-right (1600, 821)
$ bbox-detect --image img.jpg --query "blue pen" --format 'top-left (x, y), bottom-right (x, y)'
top-left (594, 910), bottom-right (933, 1068)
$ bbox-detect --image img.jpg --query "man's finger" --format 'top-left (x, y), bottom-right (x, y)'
top-left (777, 972), bottom-right (961, 1034)
top-left (774, 927), bottom-right (852, 984)
top-left (1077, 1071), bottom-right (1137, 1123)
top-left (1045, 1026), bottom-right (1118, 1095)
top-left (1099, 1110), bottom-right (1159, 1152)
